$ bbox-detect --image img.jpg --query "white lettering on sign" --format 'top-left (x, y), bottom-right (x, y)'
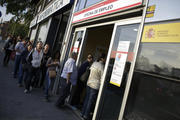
top-left (73, 0), bottom-right (142, 23)
top-left (37, 0), bottom-right (70, 23)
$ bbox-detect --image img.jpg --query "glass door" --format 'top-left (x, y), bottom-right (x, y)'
top-left (93, 18), bottom-right (141, 120)
top-left (53, 28), bottom-right (86, 94)
top-left (69, 27), bottom-right (87, 65)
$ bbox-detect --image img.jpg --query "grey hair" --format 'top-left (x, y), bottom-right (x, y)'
top-left (71, 52), bottom-right (77, 58)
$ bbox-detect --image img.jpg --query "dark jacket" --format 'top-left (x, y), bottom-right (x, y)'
top-left (21, 49), bottom-right (30, 64)
top-left (78, 60), bottom-right (90, 79)
top-left (41, 52), bottom-right (50, 69)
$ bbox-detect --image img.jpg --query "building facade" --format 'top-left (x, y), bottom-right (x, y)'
top-left (29, 0), bottom-right (74, 53)
top-left (59, 0), bottom-right (180, 120)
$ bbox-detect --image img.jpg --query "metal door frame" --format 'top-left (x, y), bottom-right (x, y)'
top-left (92, 17), bottom-right (142, 120)
top-left (70, 11), bottom-right (148, 120)
top-left (69, 27), bottom-right (87, 66)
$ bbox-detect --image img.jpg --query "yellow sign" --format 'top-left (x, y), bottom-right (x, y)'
top-left (142, 22), bottom-right (180, 42)
top-left (146, 5), bottom-right (156, 18)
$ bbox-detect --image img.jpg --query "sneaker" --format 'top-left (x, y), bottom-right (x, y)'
top-left (24, 89), bottom-right (29, 94)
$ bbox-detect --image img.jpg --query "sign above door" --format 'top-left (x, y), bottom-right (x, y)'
top-left (72, 0), bottom-right (143, 23)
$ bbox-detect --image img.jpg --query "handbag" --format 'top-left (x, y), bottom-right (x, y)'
top-left (49, 69), bottom-right (57, 79)
top-left (80, 67), bottom-right (90, 82)
top-left (10, 51), bottom-right (16, 60)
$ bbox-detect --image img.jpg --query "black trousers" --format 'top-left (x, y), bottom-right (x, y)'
top-left (39, 66), bottom-right (47, 87)
top-left (71, 79), bottom-right (86, 106)
top-left (25, 67), bottom-right (40, 90)
top-left (3, 49), bottom-right (12, 65)
top-left (56, 78), bottom-right (71, 107)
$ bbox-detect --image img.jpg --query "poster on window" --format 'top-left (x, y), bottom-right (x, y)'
top-left (73, 41), bottom-right (80, 53)
top-left (110, 41), bottom-right (130, 87)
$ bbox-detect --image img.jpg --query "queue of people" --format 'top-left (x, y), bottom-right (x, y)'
top-left (2, 35), bottom-right (106, 120)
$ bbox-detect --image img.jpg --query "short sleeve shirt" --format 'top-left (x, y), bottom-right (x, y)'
top-left (61, 58), bottom-right (78, 85)
top-left (15, 42), bottom-right (25, 55)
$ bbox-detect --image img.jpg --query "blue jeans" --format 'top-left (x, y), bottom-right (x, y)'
top-left (14, 55), bottom-right (21, 77)
top-left (44, 71), bottom-right (55, 98)
top-left (82, 86), bottom-right (98, 119)
top-left (18, 64), bottom-right (23, 84)
top-left (18, 64), bottom-right (28, 85)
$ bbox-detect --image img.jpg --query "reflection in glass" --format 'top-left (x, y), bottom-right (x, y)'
top-left (124, 71), bottom-right (180, 120)
top-left (136, 43), bottom-right (180, 80)
top-left (97, 24), bottom-right (139, 120)
top-left (36, 21), bottom-right (49, 44)
top-left (71, 31), bottom-right (84, 54)
top-left (85, 0), bottom-right (103, 8)
top-left (78, 0), bottom-right (86, 11)
top-left (75, 0), bottom-right (80, 12)
top-left (30, 27), bottom-right (37, 42)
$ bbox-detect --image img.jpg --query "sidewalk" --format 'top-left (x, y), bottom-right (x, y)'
top-left (0, 44), bottom-right (80, 120)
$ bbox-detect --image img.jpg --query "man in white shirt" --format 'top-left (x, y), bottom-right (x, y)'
top-left (24, 41), bottom-right (43, 93)
top-left (56, 52), bottom-right (78, 107)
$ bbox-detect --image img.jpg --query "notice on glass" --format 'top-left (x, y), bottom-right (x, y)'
top-left (73, 41), bottom-right (80, 53)
top-left (110, 41), bottom-right (130, 87)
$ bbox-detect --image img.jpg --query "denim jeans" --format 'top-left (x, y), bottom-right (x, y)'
top-left (44, 71), bottom-right (55, 98)
top-left (18, 64), bottom-right (28, 85)
top-left (14, 55), bottom-right (21, 77)
top-left (81, 86), bottom-right (98, 119)
top-left (18, 64), bottom-right (23, 84)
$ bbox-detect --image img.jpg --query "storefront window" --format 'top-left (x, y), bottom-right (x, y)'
top-left (78, 0), bottom-right (86, 11)
top-left (123, 42), bottom-right (180, 119)
top-left (97, 24), bottom-right (139, 120)
top-left (136, 43), bottom-right (180, 80)
top-left (30, 27), bottom-right (37, 43)
top-left (36, 20), bottom-right (49, 44)
top-left (53, 13), bottom-right (69, 52)
top-left (75, 0), bottom-right (81, 12)
top-left (75, 0), bottom-right (104, 12)
top-left (123, 0), bottom-right (180, 119)
top-left (85, 0), bottom-right (103, 8)
top-left (70, 30), bottom-right (84, 54)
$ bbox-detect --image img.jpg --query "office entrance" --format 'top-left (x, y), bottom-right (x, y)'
top-left (69, 17), bottom-right (141, 120)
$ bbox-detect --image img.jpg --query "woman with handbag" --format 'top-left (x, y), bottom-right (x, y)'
top-left (44, 51), bottom-right (60, 101)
